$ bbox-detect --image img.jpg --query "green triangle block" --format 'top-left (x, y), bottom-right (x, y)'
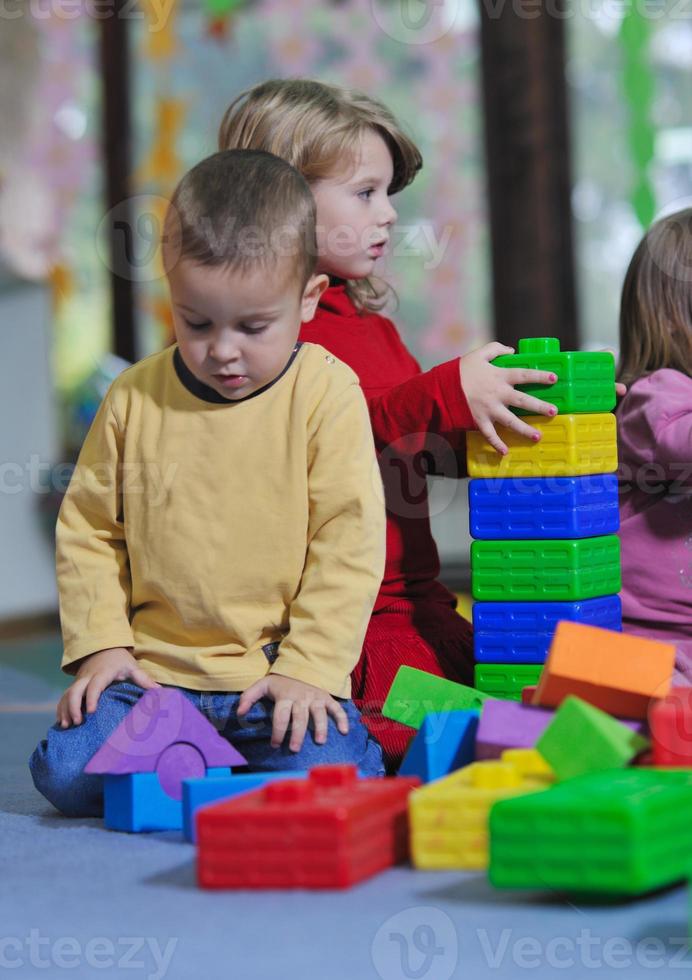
top-left (382, 665), bottom-right (490, 730)
top-left (536, 695), bottom-right (649, 780)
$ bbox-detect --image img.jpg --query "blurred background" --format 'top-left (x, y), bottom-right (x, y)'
top-left (1, 0), bottom-right (691, 637)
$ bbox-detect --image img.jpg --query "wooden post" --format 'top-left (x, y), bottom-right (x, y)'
top-left (479, 0), bottom-right (578, 349)
top-left (99, 12), bottom-right (137, 363)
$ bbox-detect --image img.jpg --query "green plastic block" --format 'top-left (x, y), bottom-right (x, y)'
top-left (471, 536), bottom-right (621, 602)
top-left (382, 666), bottom-right (488, 729)
top-left (536, 696), bottom-right (649, 780)
top-left (474, 664), bottom-right (543, 701)
top-left (489, 768), bottom-right (692, 895)
top-left (493, 338), bottom-right (616, 416)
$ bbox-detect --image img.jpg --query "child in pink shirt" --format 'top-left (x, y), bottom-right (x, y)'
top-left (616, 207), bottom-right (692, 679)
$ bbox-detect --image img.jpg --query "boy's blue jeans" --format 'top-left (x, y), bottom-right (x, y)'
top-left (29, 681), bottom-right (385, 818)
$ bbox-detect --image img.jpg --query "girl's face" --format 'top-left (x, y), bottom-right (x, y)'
top-left (310, 129), bottom-right (398, 281)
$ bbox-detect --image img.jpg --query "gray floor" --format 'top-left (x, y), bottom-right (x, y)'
top-left (2, 637), bottom-right (690, 979)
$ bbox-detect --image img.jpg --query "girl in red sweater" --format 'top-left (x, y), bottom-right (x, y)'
top-left (218, 79), bottom-right (558, 770)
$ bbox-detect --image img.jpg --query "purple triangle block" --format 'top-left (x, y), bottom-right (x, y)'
top-left (85, 687), bottom-right (247, 774)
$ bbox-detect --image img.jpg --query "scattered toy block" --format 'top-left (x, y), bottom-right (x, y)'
top-left (531, 621), bottom-right (675, 718)
top-left (398, 711), bottom-right (479, 782)
top-left (469, 475), bottom-right (619, 540)
top-left (104, 767), bottom-right (231, 833)
top-left (491, 338), bottom-right (616, 416)
top-left (475, 664), bottom-right (543, 701)
top-left (466, 412), bottom-right (617, 479)
top-left (475, 700), bottom-right (554, 759)
top-left (85, 688), bottom-right (247, 832)
top-left (521, 686), bottom-right (537, 705)
top-left (473, 596), bottom-right (622, 664)
top-left (196, 765), bottom-right (420, 889)
top-left (409, 750), bottom-right (554, 870)
top-left (471, 536), bottom-right (621, 602)
top-left (536, 696), bottom-right (649, 781)
top-left (501, 748), bottom-right (554, 780)
top-left (383, 666), bottom-right (489, 730)
top-left (489, 768), bottom-right (692, 895)
top-left (650, 688), bottom-right (692, 767)
top-left (183, 771), bottom-right (308, 843)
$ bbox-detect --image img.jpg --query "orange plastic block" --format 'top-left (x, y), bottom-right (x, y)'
top-left (531, 621), bottom-right (675, 719)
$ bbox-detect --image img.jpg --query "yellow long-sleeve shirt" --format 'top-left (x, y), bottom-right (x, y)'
top-left (57, 342), bottom-right (386, 698)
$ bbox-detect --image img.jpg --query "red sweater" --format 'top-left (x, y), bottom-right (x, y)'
top-left (300, 282), bottom-right (475, 615)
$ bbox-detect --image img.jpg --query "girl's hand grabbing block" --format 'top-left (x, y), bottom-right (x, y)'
top-left (459, 342), bottom-right (558, 455)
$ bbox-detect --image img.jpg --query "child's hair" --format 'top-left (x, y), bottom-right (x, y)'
top-left (218, 78), bottom-right (423, 314)
top-left (163, 148), bottom-right (318, 291)
top-left (618, 207), bottom-right (692, 386)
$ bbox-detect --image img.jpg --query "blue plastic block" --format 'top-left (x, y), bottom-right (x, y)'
top-left (473, 596), bottom-right (622, 664)
top-left (103, 766), bottom-right (231, 832)
top-left (183, 771), bottom-right (308, 842)
top-left (469, 475), bottom-right (619, 540)
top-left (398, 711), bottom-right (479, 783)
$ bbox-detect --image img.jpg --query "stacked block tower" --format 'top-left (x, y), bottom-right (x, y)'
top-left (466, 338), bottom-right (622, 700)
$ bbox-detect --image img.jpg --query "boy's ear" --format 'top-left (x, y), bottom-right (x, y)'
top-left (300, 274), bottom-right (330, 323)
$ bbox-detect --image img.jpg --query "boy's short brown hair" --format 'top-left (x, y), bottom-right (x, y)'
top-left (163, 148), bottom-right (317, 290)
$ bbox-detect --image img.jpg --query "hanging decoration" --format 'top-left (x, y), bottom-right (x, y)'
top-left (619, 5), bottom-right (657, 229)
top-left (0, 10), bottom-right (95, 284)
top-left (136, 0), bottom-right (188, 347)
top-left (417, 28), bottom-right (487, 357)
top-left (142, 0), bottom-right (179, 60)
top-left (135, 99), bottom-right (186, 188)
top-left (202, 0), bottom-right (248, 41)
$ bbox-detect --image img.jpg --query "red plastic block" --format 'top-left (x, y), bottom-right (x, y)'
top-left (531, 622), bottom-right (674, 719)
top-left (650, 688), bottom-right (692, 766)
top-left (521, 686), bottom-right (537, 705)
top-left (197, 765), bottom-right (420, 889)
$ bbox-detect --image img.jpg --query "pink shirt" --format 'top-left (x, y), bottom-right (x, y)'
top-left (617, 369), bottom-right (692, 679)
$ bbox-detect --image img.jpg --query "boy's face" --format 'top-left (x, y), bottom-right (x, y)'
top-left (311, 129), bottom-right (398, 281)
top-left (168, 258), bottom-right (328, 401)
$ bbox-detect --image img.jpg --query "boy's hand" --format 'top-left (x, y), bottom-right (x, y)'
top-left (237, 674), bottom-right (349, 753)
top-left (459, 343), bottom-right (558, 455)
top-left (56, 647), bottom-right (160, 728)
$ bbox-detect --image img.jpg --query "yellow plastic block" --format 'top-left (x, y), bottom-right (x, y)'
top-left (409, 751), bottom-right (554, 870)
top-left (501, 748), bottom-right (554, 781)
top-left (466, 413), bottom-right (617, 478)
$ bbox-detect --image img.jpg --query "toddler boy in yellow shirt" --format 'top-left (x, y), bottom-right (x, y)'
top-left (30, 149), bottom-right (386, 816)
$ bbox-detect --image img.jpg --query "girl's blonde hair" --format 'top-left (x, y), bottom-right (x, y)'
top-left (618, 207), bottom-right (692, 386)
top-left (218, 77), bottom-right (423, 314)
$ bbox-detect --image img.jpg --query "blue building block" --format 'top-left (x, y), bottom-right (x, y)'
top-left (104, 767), bottom-right (231, 833)
top-left (469, 475), bottom-right (619, 540)
top-left (183, 771), bottom-right (309, 842)
top-left (398, 711), bottom-right (480, 782)
top-left (473, 596), bottom-right (622, 664)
